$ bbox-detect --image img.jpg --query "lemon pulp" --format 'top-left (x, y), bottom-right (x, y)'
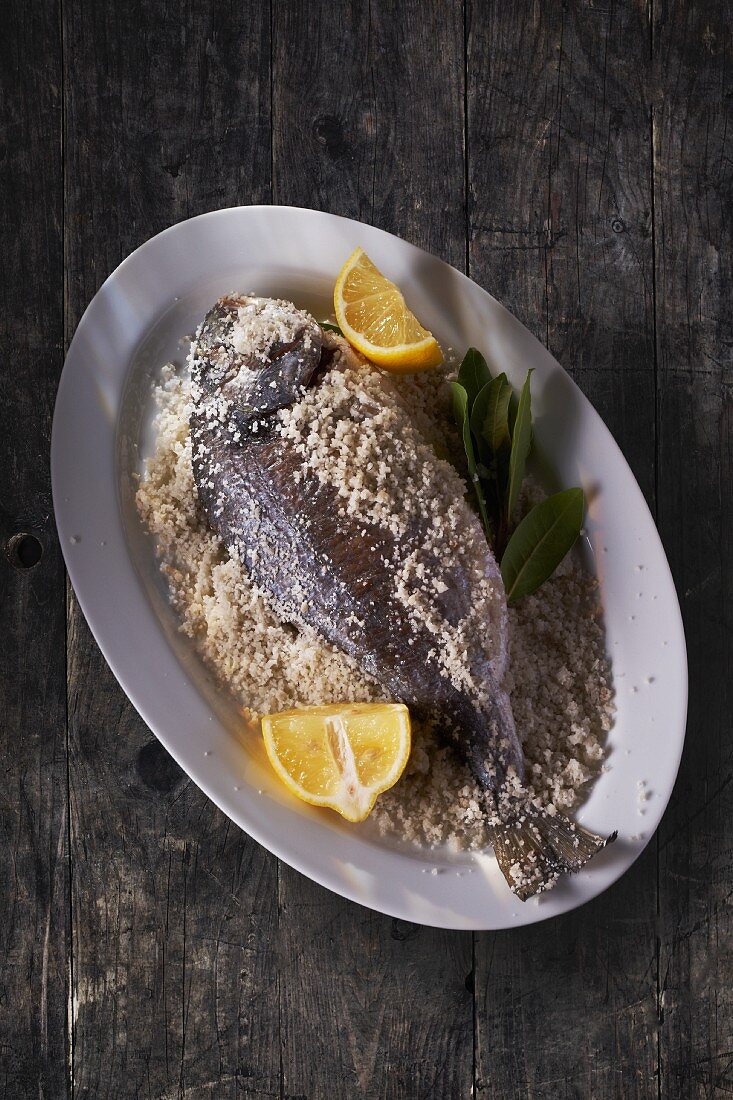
top-left (261, 702), bottom-right (411, 821)
top-left (334, 248), bottom-right (443, 372)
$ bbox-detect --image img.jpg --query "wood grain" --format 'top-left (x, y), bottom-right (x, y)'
top-left (653, 3), bottom-right (733, 1096)
top-left (2, 0), bottom-right (731, 1094)
top-left (67, 612), bottom-right (280, 1098)
top-left (63, 2), bottom-right (280, 1096)
top-left (0, 3), bottom-right (69, 1098)
top-left (273, 0), bottom-right (466, 268)
top-left (272, 3), bottom-right (473, 1097)
top-left (468, 4), bottom-right (660, 1096)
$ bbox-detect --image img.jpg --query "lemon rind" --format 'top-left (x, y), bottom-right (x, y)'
top-left (261, 704), bottom-right (411, 823)
top-left (334, 248), bottom-right (443, 372)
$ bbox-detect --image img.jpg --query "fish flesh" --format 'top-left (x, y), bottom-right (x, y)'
top-left (189, 294), bottom-right (615, 899)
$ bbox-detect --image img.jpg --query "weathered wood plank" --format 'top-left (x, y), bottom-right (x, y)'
top-left (278, 891), bottom-right (473, 1099)
top-left (67, 612), bottom-right (280, 1098)
top-left (63, 0), bottom-right (272, 316)
top-left (272, 2), bottom-right (474, 1097)
top-left (468, 3), bottom-right (659, 1095)
top-left (0, 3), bottom-right (69, 1098)
top-left (46, 1), bottom-right (733, 1094)
top-left (63, 2), bottom-right (279, 1095)
top-left (272, 0), bottom-right (467, 269)
top-left (653, 3), bottom-right (733, 1096)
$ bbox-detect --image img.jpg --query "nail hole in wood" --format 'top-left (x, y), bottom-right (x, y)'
top-left (6, 532), bottom-right (43, 570)
top-left (390, 918), bottom-right (421, 941)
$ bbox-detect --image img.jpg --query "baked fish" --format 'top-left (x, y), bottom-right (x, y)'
top-left (189, 294), bottom-right (614, 899)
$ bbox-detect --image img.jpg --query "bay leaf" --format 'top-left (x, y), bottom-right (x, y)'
top-left (500, 488), bottom-right (585, 604)
top-left (471, 372), bottom-right (512, 474)
top-left (506, 369), bottom-right (533, 524)
top-left (457, 347), bottom-right (491, 412)
top-left (450, 381), bottom-right (492, 537)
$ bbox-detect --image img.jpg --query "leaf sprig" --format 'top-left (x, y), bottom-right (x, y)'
top-left (451, 348), bottom-right (584, 604)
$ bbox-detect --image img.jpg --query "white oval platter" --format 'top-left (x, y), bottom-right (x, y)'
top-left (51, 206), bottom-right (687, 930)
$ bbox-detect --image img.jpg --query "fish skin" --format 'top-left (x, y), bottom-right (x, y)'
top-left (191, 299), bottom-right (521, 790)
top-left (189, 295), bottom-right (614, 899)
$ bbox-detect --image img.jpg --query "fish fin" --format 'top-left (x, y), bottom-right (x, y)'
top-left (490, 803), bottom-right (617, 901)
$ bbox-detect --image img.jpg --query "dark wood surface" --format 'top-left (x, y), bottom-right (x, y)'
top-left (1, 1), bottom-right (730, 1096)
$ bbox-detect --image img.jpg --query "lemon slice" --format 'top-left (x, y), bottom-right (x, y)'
top-left (334, 247), bottom-right (443, 372)
top-left (261, 702), bottom-right (411, 822)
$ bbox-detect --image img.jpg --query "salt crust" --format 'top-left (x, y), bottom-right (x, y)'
top-left (275, 333), bottom-right (506, 698)
top-left (229, 296), bottom-right (315, 362)
top-left (136, 352), bottom-right (614, 851)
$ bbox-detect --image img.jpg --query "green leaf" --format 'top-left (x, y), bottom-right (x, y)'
top-left (471, 373), bottom-right (513, 470)
top-left (507, 389), bottom-right (519, 435)
top-left (500, 488), bottom-right (585, 604)
top-left (450, 380), bottom-right (468, 426)
top-left (450, 382), bottom-right (475, 478)
top-left (506, 370), bottom-right (533, 524)
top-left (319, 321), bottom-right (343, 334)
top-left (457, 348), bottom-right (491, 413)
top-left (450, 381), bottom-right (492, 538)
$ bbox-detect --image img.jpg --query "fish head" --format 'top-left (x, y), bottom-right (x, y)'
top-left (191, 295), bottom-right (323, 425)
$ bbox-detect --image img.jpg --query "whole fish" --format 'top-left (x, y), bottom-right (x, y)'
top-left (189, 294), bottom-right (614, 899)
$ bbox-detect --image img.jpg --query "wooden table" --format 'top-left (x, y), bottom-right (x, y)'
top-left (2, 2), bottom-right (730, 1096)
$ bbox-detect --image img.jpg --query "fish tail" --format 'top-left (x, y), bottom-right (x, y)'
top-left (490, 802), bottom-right (617, 901)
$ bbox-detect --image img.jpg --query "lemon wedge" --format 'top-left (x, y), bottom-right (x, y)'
top-left (261, 702), bottom-right (411, 822)
top-left (334, 247), bottom-right (443, 372)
